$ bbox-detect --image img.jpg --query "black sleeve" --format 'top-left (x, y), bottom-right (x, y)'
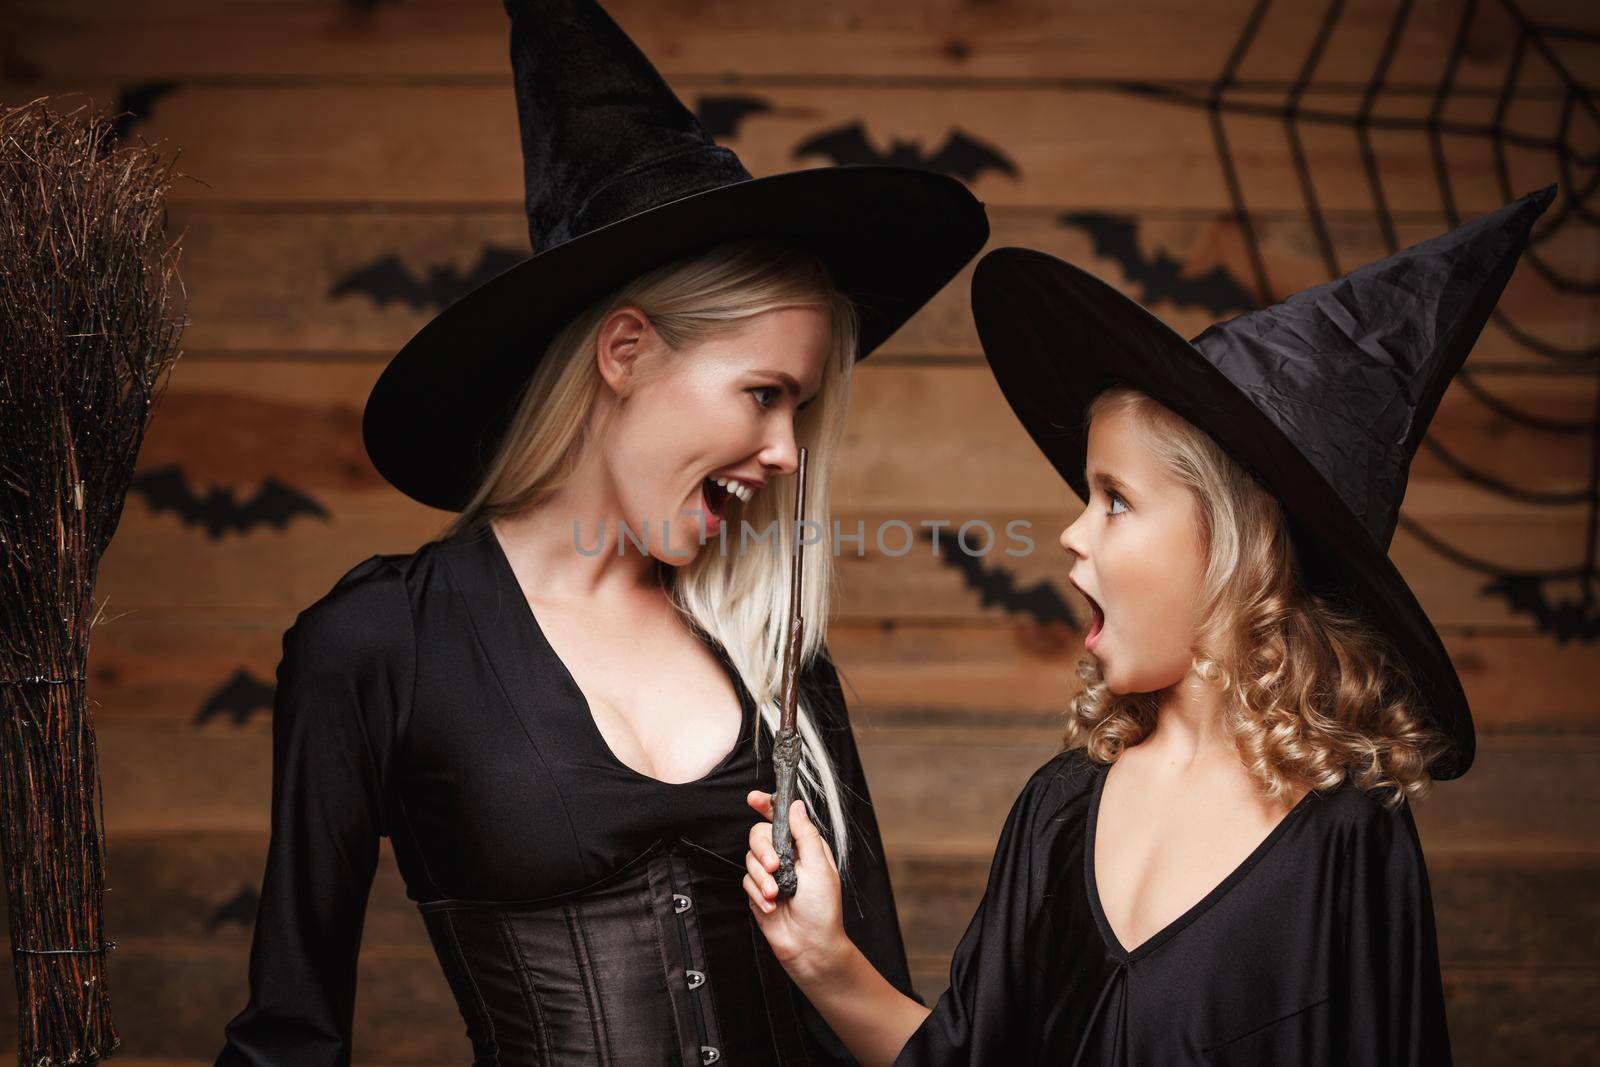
top-left (1331, 797), bottom-right (1454, 1066)
top-left (891, 757), bottom-right (1064, 1066)
top-left (794, 643), bottom-right (921, 1063)
top-left (215, 556), bottom-right (415, 1067)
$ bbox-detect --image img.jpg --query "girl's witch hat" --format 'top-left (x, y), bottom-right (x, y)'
top-left (970, 184), bottom-right (1557, 779)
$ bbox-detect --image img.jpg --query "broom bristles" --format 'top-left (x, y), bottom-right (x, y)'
top-left (0, 95), bottom-right (187, 1065)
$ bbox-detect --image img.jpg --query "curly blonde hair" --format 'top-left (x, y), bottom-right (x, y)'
top-left (1063, 385), bottom-right (1450, 809)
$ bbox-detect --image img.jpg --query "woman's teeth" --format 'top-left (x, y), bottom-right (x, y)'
top-left (714, 476), bottom-right (754, 503)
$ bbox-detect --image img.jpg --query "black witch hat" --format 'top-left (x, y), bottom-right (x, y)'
top-left (970, 184), bottom-right (1557, 780)
top-left (362, 0), bottom-right (990, 513)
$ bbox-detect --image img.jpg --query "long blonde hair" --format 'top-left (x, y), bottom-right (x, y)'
top-left (1064, 385), bottom-right (1449, 809)
top-left (439, 240), bottom-right (861, 871)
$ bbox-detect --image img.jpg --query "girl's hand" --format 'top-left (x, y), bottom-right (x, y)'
top-left (744, 789), bottom-right (850, 984)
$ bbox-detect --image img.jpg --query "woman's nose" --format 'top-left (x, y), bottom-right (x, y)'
top-left (759, 418), bottom-right (800, 476)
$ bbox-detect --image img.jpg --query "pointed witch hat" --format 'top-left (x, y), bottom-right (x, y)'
top-left (362, 0), bottom-right (990, 513)
top-left (970, 184), bottom-right (1557, 780)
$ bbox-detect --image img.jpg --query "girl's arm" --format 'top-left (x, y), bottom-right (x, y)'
top-left (744, 791), bottom-right (931, 1067)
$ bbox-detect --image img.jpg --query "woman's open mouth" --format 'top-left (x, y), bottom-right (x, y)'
top-left (702, 477), bottom-right (732, 522)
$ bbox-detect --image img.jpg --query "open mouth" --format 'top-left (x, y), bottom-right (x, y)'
top-left (1086, 596), bottom-right (1105, 646)
top-left (702, 477), bottom-right (732, 521)
top-left (1070, 578), bottom-right (1106, 648)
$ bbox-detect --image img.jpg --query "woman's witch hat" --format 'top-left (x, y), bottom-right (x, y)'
top-left (363, 0), bottom-right (990, 513)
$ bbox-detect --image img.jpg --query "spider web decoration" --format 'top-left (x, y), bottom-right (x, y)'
top-left (1121, 0), bottom-right (1599, 644)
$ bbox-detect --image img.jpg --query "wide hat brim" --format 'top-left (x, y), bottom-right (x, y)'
top-left (971, 246), bottom-right (1474, 780)
top-left (363, 165), bottom-right (988, 513)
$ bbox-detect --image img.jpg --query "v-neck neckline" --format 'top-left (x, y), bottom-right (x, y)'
top-left (479, 522), bottom-right (754, 789)
top-left (1083, 757), bottom-right (1317, 962)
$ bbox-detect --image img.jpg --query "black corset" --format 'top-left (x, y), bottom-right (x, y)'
top-left (419, 838), bottom-right (815, 1066)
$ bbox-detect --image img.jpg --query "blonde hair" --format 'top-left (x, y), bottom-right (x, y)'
top-left (438, 241), bottom-right (862, 871)
top-left (1063, 385), bottom-right (1449, 809)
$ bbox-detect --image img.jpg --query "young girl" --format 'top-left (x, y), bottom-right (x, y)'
top-left (742, 185), bottom-right (1555, 1066)
top-left (214, 1), bottom-right (986, 1063)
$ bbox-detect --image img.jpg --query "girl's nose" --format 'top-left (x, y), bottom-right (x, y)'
top-left (1059, 507), bottom-right (1090, 558)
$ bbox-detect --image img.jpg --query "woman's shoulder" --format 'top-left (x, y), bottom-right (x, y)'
top-left (287, 550), bottom-right (418, 673)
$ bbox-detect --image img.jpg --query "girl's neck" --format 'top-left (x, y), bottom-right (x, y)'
top-left (1143, 668), bottom-right (1233, 768)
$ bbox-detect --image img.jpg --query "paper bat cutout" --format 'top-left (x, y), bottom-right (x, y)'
top-left (111, 81), bottom-right (179, 141)
top-left (330, 245), bottom-right (527, 312)
top-left (1058, 212), bottom-right (1259, 317)
top-left (131, 465), bottom-right (329, 540)
top-left (793, 122), bottom-right (1018, 183)
top-left (194, 669), bottom-right (276, 727)
top-left (695, 94), bottom-right (774, 140)
top-left (206, 886), bottom-right (260, 933)
top-left (1482, 575), bottom-right (1600, 644)
top-left (923, 531), bottom-right (1081, 628)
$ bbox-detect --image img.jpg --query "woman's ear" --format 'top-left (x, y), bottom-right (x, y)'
top-left (595, 305), bottom-right (651, 395)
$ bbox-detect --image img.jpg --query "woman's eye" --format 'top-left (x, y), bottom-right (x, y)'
top-left (1106, 490), bottom-right (1128, 516)
top-left (751, 386), bottom-right (780, 409)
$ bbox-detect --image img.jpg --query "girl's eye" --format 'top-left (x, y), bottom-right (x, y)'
top-left (751, 386), bottom-right (781, 409)
top-left (1106, 490), bottom-right (1128, 516)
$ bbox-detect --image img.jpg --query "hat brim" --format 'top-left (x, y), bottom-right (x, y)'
top-left (971, 246), bottom-right (1473, 780)
top-left (363, 165), bottom-right (988, 513)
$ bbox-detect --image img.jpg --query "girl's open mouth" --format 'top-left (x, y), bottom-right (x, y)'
top-left (1071, 581), bottom-right (1105, 651)
top-left (1085, 597), bottom-right (1105, 650)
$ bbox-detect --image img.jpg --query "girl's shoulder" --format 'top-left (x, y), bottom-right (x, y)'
top-left (999, 746), bottom-right (1106, 837)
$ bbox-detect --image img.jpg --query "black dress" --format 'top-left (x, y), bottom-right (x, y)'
top-left (214, 525), bottom-right (916, 1066)
top-left (895, 748), bottom-right (1452, 1066)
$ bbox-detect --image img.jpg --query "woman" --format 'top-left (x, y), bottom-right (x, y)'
top-left (214, 1), bottom-right (988, 1063)
top-left (742, 186), bottom-right (1556, 1065)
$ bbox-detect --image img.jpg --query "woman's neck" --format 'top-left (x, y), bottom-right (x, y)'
top-left (489, 456), bottom-right (663, 606)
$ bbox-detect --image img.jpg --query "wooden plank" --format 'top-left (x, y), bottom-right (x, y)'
top-left (0, 936), bottom-right (457, 1063)
top-left (89, 485), bottom-right (1600, 633)
top-left (24, 826), bottom-right (1588, 967)
top-left (902, 958), bottom-right (1600, 1066)
top-left (0, 839), bottom-right (1591, 1063)
top-left (147, 205), bottom-right (1600, 368)
top-left (862, 733), bottom-right (1600, 854)
top-left (0, 79), bottom-right (1569, 213)
top-left (87, 719), bottom-right (1600, 852)
top-left (887, 847), bottom-right (1600, 967)
top-left (6, 0), bottom-right (1591, 89)
top-left (79, 611), bottom-right (1600, 736)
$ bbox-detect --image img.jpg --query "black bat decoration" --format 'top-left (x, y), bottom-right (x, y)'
top-left (1058, 212), bottom-right (1259, 317)
top-left (111, 80), bottom-right (180, 141)
top-left (131, 465), bottom-right (329, 540)
top-left (923, 531), bottom-right (1080, 628)
top-left (1481, 576), bottom-right (1600, 644)
top-left (194, 669), bottom-right (276, 727)
top-left (206, 886), bottom-right (261, 934)
top-left (329, 245), bottom-right (527, 312)
top-left (694, 94), bottom-right (774, 140)
top-left (793, 121), bottom-right (1018, 183)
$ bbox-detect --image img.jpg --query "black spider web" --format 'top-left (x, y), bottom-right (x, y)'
top-left (1125, 0), bottom-right (1599, 642)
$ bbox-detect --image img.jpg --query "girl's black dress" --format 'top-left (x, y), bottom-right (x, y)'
top-left (214, 525), bottom-right (916, 1066)
top-left (895, 748), bottom-right (1452, 1066)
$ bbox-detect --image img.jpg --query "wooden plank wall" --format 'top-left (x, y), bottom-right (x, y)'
top-left (3, 0), bottom-right (1597, 1063)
